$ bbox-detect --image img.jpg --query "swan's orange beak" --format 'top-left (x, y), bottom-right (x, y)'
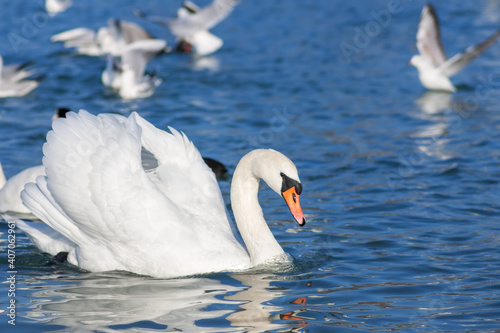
top-left (283, 187), bottom-right (306, 227)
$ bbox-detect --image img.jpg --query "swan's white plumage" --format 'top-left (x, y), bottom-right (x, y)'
top-left (21, 110), bottom-right (250, 277)
top-left (0, 164), bottom-right (45, 214)
top-left (3, 214), bottom-right (74, 255)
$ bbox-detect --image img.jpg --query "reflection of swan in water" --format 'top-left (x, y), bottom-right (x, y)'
top-left (226, 273), bottom-right (309, 332)
top-left (415, 91), bottom-right (452, 115)
top-left (22, 272), bottom-right (310, 331)
top-left (24, 273), bottom-right (244, 331)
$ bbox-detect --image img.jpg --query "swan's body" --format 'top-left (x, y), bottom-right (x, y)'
top-left (141, 0), bottom-right (238, 56)
top-left (16, 110), bottom-right (305, 278)
top-left (410, 3), bottom-right (500, 92)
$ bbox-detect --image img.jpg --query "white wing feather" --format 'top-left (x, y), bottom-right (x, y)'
top-left (439, 28), bottom-right (500, 77)
top-left (166, 0), bottom-right (239, 38)
top-left (4, 214), bottom-right (75, 255)
top-left (417, 3), bottom-right (447, 67)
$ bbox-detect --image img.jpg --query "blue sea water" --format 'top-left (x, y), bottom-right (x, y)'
top-left (1, 0), bottom-right (500, 331)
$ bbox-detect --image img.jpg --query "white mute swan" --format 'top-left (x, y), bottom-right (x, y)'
top-left (13, 110), bottom-right (305, 278)
top-left (410, 3), bottom-right (500, 92)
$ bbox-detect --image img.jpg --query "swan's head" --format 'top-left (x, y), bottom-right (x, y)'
top-left (251, 149), bottom-right (306, 227)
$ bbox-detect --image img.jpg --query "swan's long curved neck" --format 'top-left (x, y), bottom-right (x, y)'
top-left (231, 153), bottom-right (285, 266)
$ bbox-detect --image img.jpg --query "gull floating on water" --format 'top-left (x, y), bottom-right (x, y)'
top-left (51, 19), bottom-right (161, 57)
top-left (137, 0), bottom-right (239, 56)
top-left (410, 3), bottom-right (500, 92)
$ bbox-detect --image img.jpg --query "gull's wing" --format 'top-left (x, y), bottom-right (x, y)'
top-left (439, 28), bottom-right (500, 77)
top-left (187, 0), bottom-right (239, 30)
top-left (417, 3), bottom-right (447, 66)
top-left (122, 39), bottom-right (166, 79)
top-left (1, 60), bottom-right (35, 82)
top-left (0, 79), bottom-right (40, 98)
top-left (119, 21), bottom-right (154, 43)
top-left (51, 27), bottom-right (96, 43)
top-left (167, 0), bottom-right (239, 37)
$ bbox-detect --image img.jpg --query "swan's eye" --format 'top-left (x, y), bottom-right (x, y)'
top-left (281, 172), bottom-right (302, 195)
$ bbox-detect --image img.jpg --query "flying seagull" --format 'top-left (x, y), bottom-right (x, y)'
top-left (137, 0), bottom-right (239, 56)
top-left (409, 3), bottom-right (500, 92)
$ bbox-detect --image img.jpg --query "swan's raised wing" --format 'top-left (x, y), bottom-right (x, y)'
top-left (439, 28), bottom-right (500, 77)
top-left (22, 111), bottom-right (187, 254)
top-left (122, 39), bottom-right (166, 79)
top-left (417, 3), bottom-right (447, 67)
top-left (131, 113), bottom-right (230, 228)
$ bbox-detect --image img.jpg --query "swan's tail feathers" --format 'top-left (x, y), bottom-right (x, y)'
top-left (2, 214), bottom-right (75, 255)
top-left (21, 177), bottom-right (89, 247)
top-left (0, 161), bottom-right (6, 189)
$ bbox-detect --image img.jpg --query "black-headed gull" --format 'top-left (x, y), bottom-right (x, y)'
top-left (138, 0), bottom-right (239, 56)
top-left (51, 19), bottom-right (160, 57)
top-left (410, 3), bottom-right (500, 92)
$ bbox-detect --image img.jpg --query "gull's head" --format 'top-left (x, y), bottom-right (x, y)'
top-left (409, 55), bottom-right (433, 71)
top-left (409, 55), bottom-right (421, 67)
